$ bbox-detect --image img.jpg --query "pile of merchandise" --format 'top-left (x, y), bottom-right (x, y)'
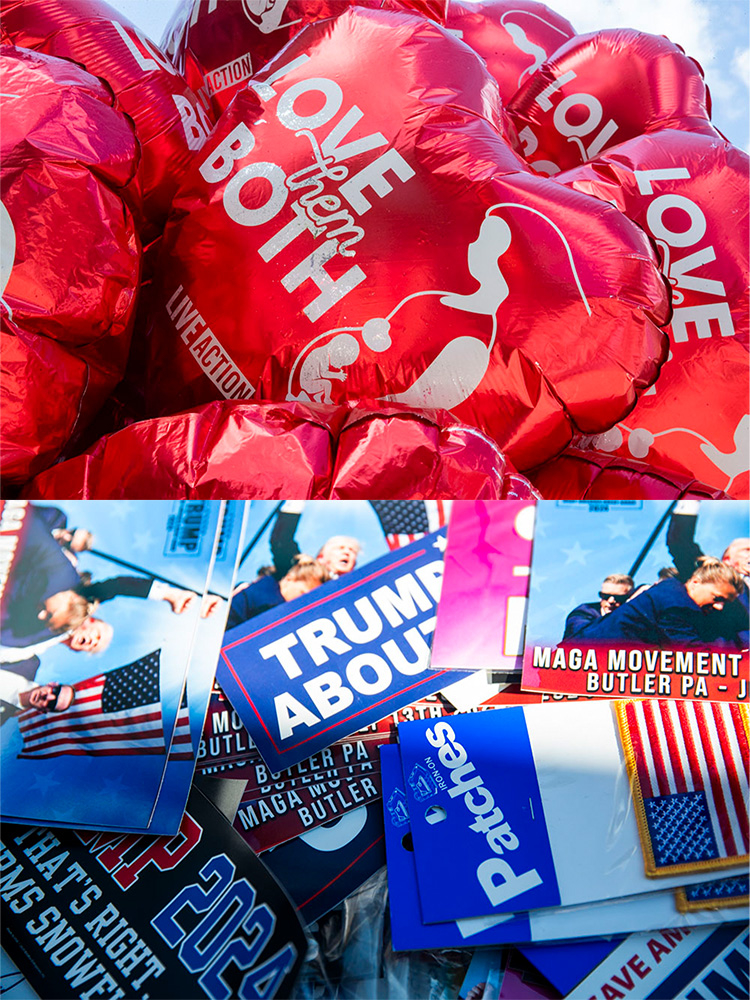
top-left (1, 0), bottom-right (747, 995)
top-left (1, 497), bottom-right (747, 999)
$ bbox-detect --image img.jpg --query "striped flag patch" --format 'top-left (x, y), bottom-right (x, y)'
top-left (616, 700), bottom-right (749, 877)
top-left (676, 874), bottom-right (749, 912)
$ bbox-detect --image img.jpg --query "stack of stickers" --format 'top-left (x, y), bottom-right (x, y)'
top-left (0, 499), bottom-right (247, 836)
top-left (519, 501), bottom-right (749, 704)
top-left (0, 783), bottom-right (308, 999)
top-left (383, 698), bottom-right (747, 950)
top-left (0, 500), bottom-right (311, 1000)
top-left (207, 500), bottom-right (466, 923)
top-left (382, 497), bottom-right (748, 998)
top-left (459, 925), bottom-right (749, 999)
top-left (2, 499), bottom-right (747, 999)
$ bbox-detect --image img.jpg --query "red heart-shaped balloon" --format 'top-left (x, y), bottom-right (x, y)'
top-left (1, 0), bottom-right (213, 243)
top-left (557, 130), bottom-right (749, 498)
top-left (145, 8), bottom-right (669, 471)
top-left (446, 0), bottom-right (575, 104)
top-left (330, 407), bottom-right (535, 498)
top-left (20, 401), bottom-right (529, 499)
top-left (163, 0), bottom-right (448, 118)
top-left (1, 46), bottom-right (140, 487)
top-left (508, 28), bottom-right (717, 176)
top-left (529, 446), bottom-right (729, 500)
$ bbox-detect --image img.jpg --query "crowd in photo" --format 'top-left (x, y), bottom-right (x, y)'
top-left (227, 506), bottom-right (362, 628)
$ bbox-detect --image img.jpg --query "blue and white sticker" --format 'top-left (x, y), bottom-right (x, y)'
top-left (218, 530), bottom-right (463, 773)
top-left (397, 707), bottom-right (561, 922)
top-left (380, 744), bottom-right (532, 952)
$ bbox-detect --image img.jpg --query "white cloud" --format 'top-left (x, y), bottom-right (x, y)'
top-left (733, 45), bottom-right (750, 85)
top-left (731, 46), bottom-right (750, 147)
top-left (550, 0), bottom-right (713, 62)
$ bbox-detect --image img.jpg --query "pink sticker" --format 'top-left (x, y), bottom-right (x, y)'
top-left (431, 500), bottom-right (535, 673)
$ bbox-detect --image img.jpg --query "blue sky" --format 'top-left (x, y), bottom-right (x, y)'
top-left (109, 0), bottom-right (749, 149)
top-left (238, 500), bottom-right (392, 582)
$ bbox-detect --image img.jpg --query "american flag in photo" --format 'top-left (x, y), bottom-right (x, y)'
top-left (18, 650), bottom-right (167, 759)
top-left (617, 700), bottom-right (749, 876)
top-left (370, 501), bottom-right (451, 550)
top-left (167, 692), bottom-right (193, 762)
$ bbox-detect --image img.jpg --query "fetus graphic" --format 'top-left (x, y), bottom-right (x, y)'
top-left (287, 204), bottom-right (590, 412)
top-left (597, 413), bottom-right (750, 493)
top-left (287, 212), bottom-right (512, 409)
top-left (296, 333), bottom-right (360, 404)
top-left (382, 213), bottom-right (511, 410)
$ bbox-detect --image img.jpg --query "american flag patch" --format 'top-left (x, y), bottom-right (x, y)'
top-left (676, 874), bottom-right (749, 913)
top-left (370, 501), bottom-right (451, 550)
top-left (18, 650), bottom-right (167, 759)
top-left (616, 700), bottom-right (749, 877)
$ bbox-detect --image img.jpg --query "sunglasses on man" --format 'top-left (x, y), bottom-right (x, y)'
top-left (599, 592), bottom-right (630, 604)
top-left (46, 683), bottom-right (64, 710)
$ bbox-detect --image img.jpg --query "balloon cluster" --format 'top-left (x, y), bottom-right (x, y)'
top-left (2, 0), bottom-right (746, 499)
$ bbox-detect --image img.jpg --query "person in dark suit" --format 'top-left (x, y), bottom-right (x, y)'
top-left (667, 502), bottom-right (749, 647)
top-left (0, 655), bottom-right (40, 682)
top-left (0, 505), bottom-right (82, 649)
top-left (703, 539), bottom-right (749, 648)
top-left (722, 538), bottom-right (750, 579)
top-left (228, 556), bottom-right (330, 629)
top-left (3, 504), bottom-right (219, 668)
top-left (563, 574), bottom-right (634, 639)
top-left (0, 617), bottom-right (114, 687)
top-left (32, 504), bottom-right (94, 561)
top-left (1, 505), bottom-right (191, 655)
top-left (583, 558), bottom-right (745, 648)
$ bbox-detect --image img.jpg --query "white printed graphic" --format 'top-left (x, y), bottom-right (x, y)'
top-left (172, 94), bottom-right (211, 151)
top-left (595, 413), bottom-right (750, 490)
top-left (0, 200), bottom-right (15, 320)
top-left (299, 805), bottom-right (367, 850)
top-left (591, 165), bottom-right (747, 489)
top-left (241, 0), bottom-right (298, 34)
top-left (295, 333), bottom-right (361, 404)
top-left (287, 204), bottom-right (590, 410)
top-left (500, 9), bottom-right (570, 86)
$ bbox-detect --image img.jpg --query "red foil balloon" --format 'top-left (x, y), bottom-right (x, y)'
top-left (529, 446), bottom-right (729, 500)
top-left (330, 408), bottom-right (537, 498)
top-left (21, 402), bottom-right (336, 499)
top-left (557, 130), bottom-right (749, 498)
top-left (508, 29), bottom-right (717, 175)
top-left (145, 7), bottom-right (669, 471)
top-left (1, 45), bottom-right (140, 488)
top-left (1, 0), bottom-right (214, 242)
top-left (446, 0), bottom-right (575, 104)
top-left (20, 402), bottom-right (531, 500)
top-left (163, 0), bottom-right (448, 118)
